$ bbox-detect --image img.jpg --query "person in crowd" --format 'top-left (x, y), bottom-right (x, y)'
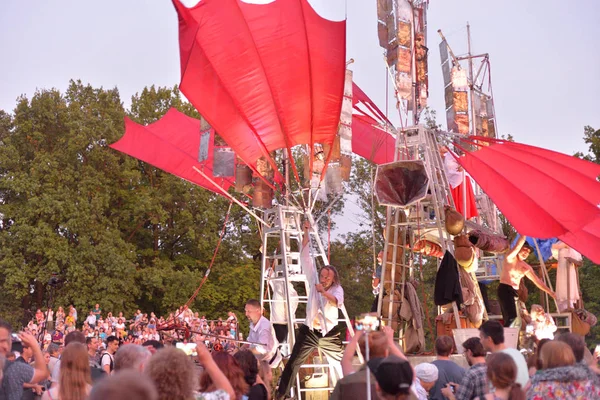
top-left (479, 321), bottom-right (528, 387)
top-left (141, 340), bottom-right (163, 355)
top-left (442, 337), bottom-right (488, 400)
top-left (46, 344), bottom-right (60, 377)
top-left (414, 363), bottom-right (439, 400)
top-left (200, 351), bottom-right (248, 400)
top-left (476, 352), bottom-right (525, 400)
top-left (498, 236), bottom-right (555, 327)
top-left (85, 311), bottom-right (97, 330)
top-left (368, 354), bottom-right (414, 400)
top-left (430, 336), bottom-right (465, 400)
top-left (555, 332), bottom-right (600, 383)
top-left (42, 342), bottom-right (92, 400)
top-left (244, 299), bottom-right (280, 368)
top-left (526, 338), bottom-right (550, 378)
top-left (526, 340), bottom-right (599, 399)
top-left (234, 349), bottom-right (268, 400)
top-left (333, 326), bottom-right (412, 400)
top-left (88, 370), bottom-right (158, 400)
top-left (100, 336), bottom-right (119, 374)
top-left (258, 361), bottom-right (272, 397)
top-left (55, 308), bottom-right (65, 327)
top-left (0, 319), bottom-right (49, 400)
top-left (145, 339), bottom-right (234, 400)
top-left (68, 305), bottom-right (77, 324)
top-left (277, 222), bottom-right (345, 399)
top-left (86, 337), bottom-right (100, 366)
top-left (114, 344), bottom-right (151, 372)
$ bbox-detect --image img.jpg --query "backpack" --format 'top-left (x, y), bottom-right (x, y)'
top-left (100, 352), bottom-right (114, 372)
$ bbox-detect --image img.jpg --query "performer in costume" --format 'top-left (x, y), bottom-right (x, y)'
top-left (276, 222), bottom-right (344, 398)
top-left (498, 235), bottom-right (556, 327)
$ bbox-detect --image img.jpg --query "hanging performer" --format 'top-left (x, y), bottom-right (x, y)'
top-left (244, 299), bottom-right (281, 368)
top-left (498, 235), bottom-right (556, 327)
top-left (439, 145), bottom-right (478, 219)
top-left (276, 222), bottom-right (344, 399)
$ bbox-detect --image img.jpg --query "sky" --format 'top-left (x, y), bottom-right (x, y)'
top-left (1, 0), bottom-right (599, 231)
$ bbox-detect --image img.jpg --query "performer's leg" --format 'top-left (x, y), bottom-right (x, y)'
top-left (277, 325), bottom-right (318, 396)
top-left (370, 296), bottom-right (379, 313)
top-left (497, 283), bottom-right (517, 327)
top-left (318, 326), bottom-right (344, 362)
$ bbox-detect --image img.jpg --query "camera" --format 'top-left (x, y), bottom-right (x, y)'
top-left (354, 313), bottom-right (381, 332)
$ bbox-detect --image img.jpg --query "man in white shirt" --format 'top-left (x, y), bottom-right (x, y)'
top-left (276, 264), bottom-right (345, 398)
top-left (245, 299), bottom-right (280, 367)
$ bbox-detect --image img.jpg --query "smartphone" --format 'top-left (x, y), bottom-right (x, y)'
top-left (354, 313), bottom-right (381, 332)
top-left (176, 342), bottom-right (197, 356)
top-left (11, 333), bottom-right (20, 342)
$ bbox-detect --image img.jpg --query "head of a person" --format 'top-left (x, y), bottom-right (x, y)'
top-left (319, 265), bottom-right (340, 289)
top-left (95, 304), bottom-right (100, 309)
top-left (480, 320), bottom-right (504, 350)
top-left (64, 330), bottom-right (86, 346)
top-left (233, 349), bottom-right (259, 386)
top-left (21, 342), bottom-right (33, 360)
top-left (540, 340), bottom-right (575, 369)
top-left (200, 351), bottom-right (249, 398)
top-left (60, 342), bottom-right (92, 398)
top-left (461, 337), bottom-right (486, 366)
top-left (530, 304), bottom-right (545, 321)
top-left (114, 344), bottom-right (152, 372)
top-left (145, 347), bottom-right (196, 400)
top-left (142, 340), bottom-right (163, 355)
top-left (486, 352), bottom-right (525, 400)
top-left (368, 355), bottom-right (413, 399)
top-left (47, 343), bottom-right (60, 357)
top-left (106, 335), bottom-right (120, 353)
top-left (435, 335), bottom-right (454, 357)
top-left (414, 363), bottom-right (438, 391)
top-left (358, 330), bottom-right (389, 359)
top-left (258, 360), bottom-right (272, 387)
top-left (0, 320), bottom-right (11, 358)
top-left (377, 251), bottom-right (384, 264)
top-left (244, 299), bottom-right (262, 325)
top-left (89, 370), bottom-right (158, 400)
top-left (518, 243), bottom-right (533, 261)
top-left (86, 337), bottom-right (99, 354)
top-left (555, 332), bottom-right (586, 363)
top-left (529, 338), bottom-right (551, 371)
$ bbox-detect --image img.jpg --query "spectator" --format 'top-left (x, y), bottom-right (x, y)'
top-left (430, 336), bottom-right (465, 400)
top-left (68, 305), bottom-right (77, 323)
top-left (114, 344), bottom-right (151, 372)
top-left (258, 361), bottom-right (272, 396)
top-left (200, 351), bottom-right (248, 400)
top-left (146, 340), bottom-right (234, 400)
top-left (526, 338), bottom-right (550, 378)
top-left (55, 308), bottom-right (65, 327)
top-left (46, 344), bottom-right (60, 376)
top-left (367, 354), bottom-right (414, 400)
top-left (85, 311), bottom-right (97, 329)
top-left (141, 340), bottom-right (163, 355)
top-left (42, 342), bottom-right (92, 400)
top-left (441, 339), bottom-right (488, 400)
top-left (477, 352), bottom-right (525, 400)
top-left (555, 332), bottom-right (600, 384)
top-left (51, 330), bottom-right (87, 385)
top-left (0, 320), bottom-right (48, 400)
top-left (333, 327), bottom-right (409, 400)
top-left (86, 337), bottom-right (100, 366)
top-left (92, 304), bottom-right (102, 320)
top-left (479, 321), bottom-right (528, 387)
top-left (526, 340), bottom-right (599, 399)
top-left (234, 349), bottom-right (268, 400)
top-left (100, 336), bottom-right (119, 374)
top-left (88, 370), bottom-right (158, 400)
top-left (414, 363), bottom-right (439, 400)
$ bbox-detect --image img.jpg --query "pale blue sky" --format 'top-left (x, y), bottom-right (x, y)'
top-left (1, 0), bottom-right (598, 155)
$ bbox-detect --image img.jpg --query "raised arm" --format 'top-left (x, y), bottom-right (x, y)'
top-left (18, 332), bottom-right (48, 383)
top-left (195, 338), bottom-right (235, 398)
top-left (506, 235), bottom-right (527, 261)
top-left (524, 266), bottom-right (555, 297)
top-left (341, 330), bottom-right (363, 375)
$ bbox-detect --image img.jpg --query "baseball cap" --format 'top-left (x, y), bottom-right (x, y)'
top-left (367, 355), bottom-right (413, 395)
top-left (414, 362), bottom-right (439, 383)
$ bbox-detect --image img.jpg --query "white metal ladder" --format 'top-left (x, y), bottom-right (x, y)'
top-left (259, 205), bottom-right (356, 398)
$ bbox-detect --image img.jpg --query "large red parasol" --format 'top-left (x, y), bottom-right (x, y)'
top-left (454, 137), bottom-right (600, 263)
top-left (173, 0), bottom-right (346, 182)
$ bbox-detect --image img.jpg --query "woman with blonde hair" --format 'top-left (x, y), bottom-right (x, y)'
top-left (527, 340), bottom-right (599, 399)
top-left (476, 352), bottom-right (524, 400)
top-left (42, 342), bottom-right (92, 400)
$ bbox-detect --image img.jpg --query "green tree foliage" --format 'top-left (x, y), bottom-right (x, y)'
top-left (0, 82), bottom-right (260, 330)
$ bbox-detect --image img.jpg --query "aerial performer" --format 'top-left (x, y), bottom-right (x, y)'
top-left (439, 145), bottom-right (478, 219)
top-left (276, 222), bottom-right (345, 398)
top-left (498, 235), bottom-right (556, 327)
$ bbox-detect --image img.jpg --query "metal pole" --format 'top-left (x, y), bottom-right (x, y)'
top-left (466, 22), bottom-right (476, 136)
top-left (366, 332), bottom-right (371, 400)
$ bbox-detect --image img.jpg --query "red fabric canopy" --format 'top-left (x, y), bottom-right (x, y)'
top-left (110, 108), bottom-right (231, 195)
top-left (352, 114), bottom-right (396, 164)
top-left (455, 137), bottom-right (600, 263)
top-left (173, 0), bottom-right (346, 179)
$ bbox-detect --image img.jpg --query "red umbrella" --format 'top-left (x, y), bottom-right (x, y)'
top-left (454, 137), bottom-right (600, 263)
top-left (173, 0), bottom-right (346, 182)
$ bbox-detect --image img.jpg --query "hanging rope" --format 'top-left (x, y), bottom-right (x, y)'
top-left (327, 208), bottom-right (332, 261)
top-left (159, 201), bottom-right (234, 331)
